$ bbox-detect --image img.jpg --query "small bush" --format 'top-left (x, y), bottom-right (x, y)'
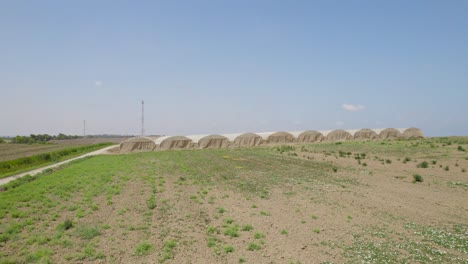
top-left (135, 242), bottom-right (152, 255)
top-left (242, 224), bottom-right (253, 231)
top-left (385, 159), bottom-right (392, 164)
top-left (217, 207), bottom-right (226, 214)
top-left (313, 228), bottom-right (321, 234)
top-left (413, 174), bottom-right (423, 183)
top-left (247, 243), bottom-right (260, 251)
top-left (417, 161), bottom-right (429, 168)
top-left (253, 232), bottom-right (265, 239)
top-left (224, 245), bottom-right (234, 253)
top-left (403, 157), bottom-right (411, 163)
top-left (57, 219), bottom-right (74, 231)
top-left (332, 167), bottom-right (338, 173)
top-left (280, 229), bottom-right (288, 235)
top-left (444, 166), bottom-right (450, 171)
top-left (458, 146), bottom-right (466, 152)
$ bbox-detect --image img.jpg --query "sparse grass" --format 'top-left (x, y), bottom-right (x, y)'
top-left (313, 228), bottom-right (321, 234)
top-left (260, 211), bottom-right (271, 216)
top-left (135, 241), bottom-right (153, 256)
top-left (248, 242), bottom-right (260, 251)
top-left (444, 165), bottom-right (450, 171)
top-left (254, 232), bottom-right (265, 239)
top-left (223, 244), bottom-right (234, 253)
top-left (280, 229), bottom-right (288, 235)
top-left (217, 207), bottom-right (226, 214)
top-left (76, 226), bottom-right (100, 240)
top-left (242, 224), bottom-right (253, 231)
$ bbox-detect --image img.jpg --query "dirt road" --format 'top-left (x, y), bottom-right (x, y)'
top-left (0, 145), bottom-right (118, 186)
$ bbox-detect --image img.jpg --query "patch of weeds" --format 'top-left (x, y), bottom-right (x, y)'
top-left (413, 174), bottom-right (423, 183)
top-left (385, 159), bottom-right (392, 164)
top-left (248, 242), bottom-right (260, 251)
top-left (253, 232), bottom-right (265, 239)
top-left (332, 167), bottom-right (338, 173)
top-left (347, 215), bottom-right (353, 222)
top-left (159, 239), bottom-right (177, 263)
top-left (403, 157), bottom-right (411, 163)
top-left (147, 195), bottom-right (156, 209)
top-left (239, 257), bottom-right (246, 263)
top-left (57, 219), bottom-right (74, 231)
top-left (207, 226), bottom-right (217, 234)
top-left (25, 248), bottom-right (52, 263)
top-left (242, 224), bottom-right (253, 231)
top-left (76, 226), bottom-right (100, 240)
top-left (431, 160), bottom-right (437, 165)
top-left (224, 244), bottom-right (234, 253)
top-left (224, 218), bottom-right (234, 224)
top-left (458, 146), bottom-right (466, 152)
top-left (313, 228), bottom-right (321, 234)
top-left (281, 229), bottom-right (288, 235)
top-left (135, 241), bottom-right (153, 255)
top-left (362, 162), bottom-right (367, 167)
top-left (312, 214), bottom-right (318, 220)
top-left (444, 165), bottom-right (449, 171)
top-left (223, 225), bottom-right (239, 238)
top-left (417, 161), bottom-right (429, 168)
top-left (251, 204), bottom-right (257, 208)
top-left (217, 207), bottom-right (226, 214)
top-left (260, 211), bottom-right (271, 216)
top-left (462, 168), bottom-right (466, 173)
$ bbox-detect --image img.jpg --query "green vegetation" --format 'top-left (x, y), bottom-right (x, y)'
top-left (248, 242), bottom-right (260, 251)
top-left (0, 143), bottom-right (112, 179)
top-left (10, 133), bottom-right (80, 144)
top-left (413, 174), bottom-right (423, 183)
top-left (135, 241), bottom-right (153, 255)
top-left (223, 244), bottom-right (234, 253)
top-left (417, 161), bottom-right (429, 168)
top-left (280, 229), bottom-right (288, 235)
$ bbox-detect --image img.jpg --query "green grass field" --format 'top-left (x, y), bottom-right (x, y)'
top-left (0, 143), bottom-right (114, 179)
top-left (0, 138), bottom-right (467, 263)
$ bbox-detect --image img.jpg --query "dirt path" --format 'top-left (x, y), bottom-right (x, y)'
top-left (0, 145), bottom-right (118, 186)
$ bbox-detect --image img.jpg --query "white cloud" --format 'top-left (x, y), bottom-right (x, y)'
top-left (95, 80), bottom-right (103, 87)
top-left (342, 104), bottom-right (365, 112)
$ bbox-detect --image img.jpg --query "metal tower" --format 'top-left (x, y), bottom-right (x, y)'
top-left (141, 100), bottom-right (145, 136)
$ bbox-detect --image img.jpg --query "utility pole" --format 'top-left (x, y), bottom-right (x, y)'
top-left (83, 120), bottom-right (86, 137)
top-left (141, 100), bottom-right (145, 136)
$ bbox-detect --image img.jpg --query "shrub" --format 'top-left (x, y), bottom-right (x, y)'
top-left (444, 166), bottom-right (450, 171)
top-left (417, 161), bottom-right (429, 168)
top-left (332, 167), bottom-right (338, 173)
top-left (458, 146), bottom-right (466, 152)
top-left (413, 174), bottom-right (423, 183)
top-left (385, 159), bottom-right (392, 164)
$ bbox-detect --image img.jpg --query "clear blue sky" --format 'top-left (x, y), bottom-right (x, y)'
top-left (1, 1), bottom-right (467, 137)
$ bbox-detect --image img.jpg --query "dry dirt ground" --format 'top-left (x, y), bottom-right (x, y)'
top-left (0, 137), bottom-right (467, 263)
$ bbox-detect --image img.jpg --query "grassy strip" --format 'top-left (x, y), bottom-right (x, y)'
top-left (0, 143), bottom-right (113, 179)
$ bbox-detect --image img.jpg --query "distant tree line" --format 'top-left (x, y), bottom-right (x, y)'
top-left (10, 133), bottom-right (80, 144)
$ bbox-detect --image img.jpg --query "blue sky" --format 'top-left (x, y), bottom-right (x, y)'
top-left (1, 1), bottom-right (467, 137)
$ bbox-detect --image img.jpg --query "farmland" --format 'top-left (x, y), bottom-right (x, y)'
top-left (0, 137), bottom-right (467, 263)
top-left (0, 137), bottom-right (128, 162)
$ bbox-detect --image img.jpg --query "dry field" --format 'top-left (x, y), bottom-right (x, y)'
top-left (0, 138), bottom-right (128, 162)
top-left (0, 137), bottom-right (467, 263)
